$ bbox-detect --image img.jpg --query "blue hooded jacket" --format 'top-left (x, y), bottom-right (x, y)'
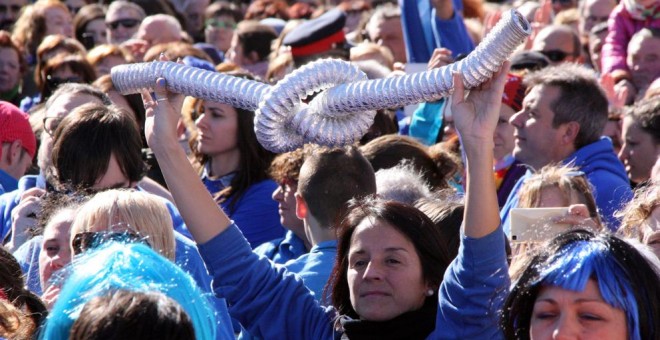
top-left (501, 138), bottom-right (632, 234)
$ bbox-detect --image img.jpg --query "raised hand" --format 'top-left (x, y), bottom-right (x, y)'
top-left (7, 187), bottom-right (46, 251)
top-left (450, 61), bottom-right (511, 144)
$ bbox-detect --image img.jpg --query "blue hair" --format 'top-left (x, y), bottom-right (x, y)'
top-left (39, 242), bottom-right (217, 340)
top-left (536, 240), bottom-right (641, 340)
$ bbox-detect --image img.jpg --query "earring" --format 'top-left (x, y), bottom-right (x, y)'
top-left (426, 289), bottom-right (434, 296)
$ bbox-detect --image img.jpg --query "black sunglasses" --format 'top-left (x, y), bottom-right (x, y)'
top-left (539, 49), bottom-right (573, 62)
top-left (106, 18), bottom-right (140, 30)
top-left (72, 231), bottom-right (150, 255)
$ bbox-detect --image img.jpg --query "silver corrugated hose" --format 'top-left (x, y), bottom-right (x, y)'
top-left (111, 9), bottom-right (531, 152)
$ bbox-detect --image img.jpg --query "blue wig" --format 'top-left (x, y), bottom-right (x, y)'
top-left (39, 242), bottom-right (217, 340)
top-left (535, 240), bottom-right (641, 340)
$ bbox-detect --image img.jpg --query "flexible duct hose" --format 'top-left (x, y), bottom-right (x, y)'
top-left (112, 9), bottom-right (531, 152)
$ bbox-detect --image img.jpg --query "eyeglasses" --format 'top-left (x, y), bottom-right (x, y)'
top-left (539, 49), bottom-right (575, 62)
top-left (42, 116), bottom-right (63, 136)
top-left (72, 229), bottom-right (150, 255)
top-left (205, 19), bottom-right (237, 30)
top-left (106, 18), bottom-right (140, 30)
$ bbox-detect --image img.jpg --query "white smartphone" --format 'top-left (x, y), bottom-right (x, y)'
top-left (510, 207), bottom-right (569, 242)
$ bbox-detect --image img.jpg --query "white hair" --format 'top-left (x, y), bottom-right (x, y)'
top-left (376, 161), bottom-right (432, 205)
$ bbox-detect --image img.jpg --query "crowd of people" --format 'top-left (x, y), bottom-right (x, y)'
top-left (0, 0), bottom-right (659, 339)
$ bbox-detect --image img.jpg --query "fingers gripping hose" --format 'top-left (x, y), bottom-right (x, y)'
top-left (111, 9), bottom-right (531, 153)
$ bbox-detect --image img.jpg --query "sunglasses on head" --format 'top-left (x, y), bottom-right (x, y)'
top-left (72, 231), bottom-right (150, 255)
top-left (106, 18), bottom-right (140, 30)
top-left (539, 49), bottom-right (573, 62)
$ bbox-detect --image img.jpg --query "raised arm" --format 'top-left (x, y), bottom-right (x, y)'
top-left (143, 78), bottom-right (230, 244)
top-left (450, 63), bottom-right (509, 237)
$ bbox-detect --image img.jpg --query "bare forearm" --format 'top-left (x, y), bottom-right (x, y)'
top-left (462, 139), bottom-right (500, 238)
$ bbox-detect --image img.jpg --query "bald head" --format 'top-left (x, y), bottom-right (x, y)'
top-left (136, 14), bottom-right (183, 46)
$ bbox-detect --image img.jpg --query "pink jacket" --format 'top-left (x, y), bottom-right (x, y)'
top-left (601, 3), bottom-right (660, 75)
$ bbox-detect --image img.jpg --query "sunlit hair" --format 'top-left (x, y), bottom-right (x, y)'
top-left (0, 299), bottom-right (35, 340)
top-left (329, 197), bottom-right (451, 319)
top-left (86, 44), bottom-right (134, 67)
top-left (268, 147), bottom-right (307, 184)
top-left (616, 184), bottom-right (660, 240)
top-left (517, 164), bottom-right (601, 225)
top-left (524, 63), bottom-right (607, 149)
top-left (38, 53), bottom-right (97, 98)
top-left (40, 243), bottom-right (217, 340)
top-left (350, 42), bottom-right (394, 70)
top-left (360, 134), bottom-right (455, 191)
top-left (12, 0), bottom-right (71, 58)
top-left (51, 103), bottom-right (145, 191)
top-left (502, 230), bottom-right (660, 340)
top-left (624, 96), bottom-right (660, 145)
top-left (376, 161), bottom-right (432, 205)
top-left (70, 189), bottom-right (175, 260)
top-left (34, 34), bottom-right (85, 86)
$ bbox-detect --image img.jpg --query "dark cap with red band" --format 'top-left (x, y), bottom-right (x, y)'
top-left (283, 9), bottom-right (347, 58)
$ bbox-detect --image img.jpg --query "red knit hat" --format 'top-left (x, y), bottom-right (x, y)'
top-left (502, 74), bottom-right (526, 112)
top-left (0, 101), bottom-right (36, 158)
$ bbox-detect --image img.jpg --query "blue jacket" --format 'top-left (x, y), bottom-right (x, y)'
top-left (1, 175), bottom-right (234, 339)
top-left (0, 175), bottom-right (192, 240)
top-left (501, 138), bottom-right (632, 233)
top-left (202, 176), bottom-right (285, 248)
top-left (0, 169), bottom-right (18, 195)
top-left (399, 0), bottom-right (474, 63)
top-left (284, 239), bottom-right (337, 302)
top-left (253, 230), bottom-right (307, 265)
top-left (198, 223), bottom-right (509, 339)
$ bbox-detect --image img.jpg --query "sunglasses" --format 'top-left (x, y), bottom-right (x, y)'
top-left (539, 49), bottom-right (574, 62)
top-left (205, 19), bottom-right (237, 30)
top-left (72, 231), bottom-right (150, 255)
top-left (106, 18), bottom-right (140, 30)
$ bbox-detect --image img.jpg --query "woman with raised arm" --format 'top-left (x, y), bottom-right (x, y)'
top-left (142, 61), bottom-right (510, 339)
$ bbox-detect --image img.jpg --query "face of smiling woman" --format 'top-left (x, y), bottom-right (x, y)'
top-left (347, 217), bottom-right (431, 321)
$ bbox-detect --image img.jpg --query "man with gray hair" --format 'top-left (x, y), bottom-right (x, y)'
top-left (501, 63), bottom-right (632, 232)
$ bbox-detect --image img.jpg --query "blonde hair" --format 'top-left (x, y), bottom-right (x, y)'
top-left (518, 164), bottom-right (601, 224)
top-left (70, 190), bottom-right (175, 260)
top-left (617, 184), bottom-right (660, 240)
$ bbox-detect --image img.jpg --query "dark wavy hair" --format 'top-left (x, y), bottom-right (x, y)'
top-left (329, 197), bottom-right (451, 319)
